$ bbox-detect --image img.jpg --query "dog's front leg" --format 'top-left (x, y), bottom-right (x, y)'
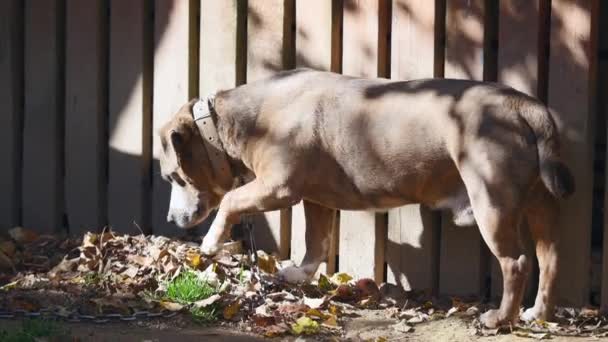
top-left (279, 200), bottom-right (336, 283)
top-left (201, 179), bottom-right (298, 255)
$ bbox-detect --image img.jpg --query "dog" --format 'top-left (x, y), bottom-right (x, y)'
top-left (158, 69), bottom-right (574, 328)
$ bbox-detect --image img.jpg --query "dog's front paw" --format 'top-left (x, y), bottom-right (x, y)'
top-left (200, 237), bottom-right (221, 256)
top-left (278, 266), bottom-right (311, 284)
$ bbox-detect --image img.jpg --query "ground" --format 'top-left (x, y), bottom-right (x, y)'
top-left (0, 314), bottom-right (601, 341)
top-left (1, 229), bottom-right (607, 341)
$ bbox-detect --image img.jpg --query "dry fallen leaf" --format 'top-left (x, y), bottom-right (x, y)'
top-left (330, 272), bottom-right (353, 285)
top-left (257, 253), bottom-right (278, 274)
top-left (160, 301), bottom-right (184, 312)
top-left (194, 294), bottom-right (221, 308)
top-left (8, 227), bottom-right (39, 243)
top-left (223, 300), bottom-right (241, 320)
top-left (303, 296), bottom-right (325, 309)
top-left (291, 316), bottom-right (319, 335)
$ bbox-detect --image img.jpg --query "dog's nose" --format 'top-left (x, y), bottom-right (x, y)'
top-left (167, 214), bottom-right (175, 224)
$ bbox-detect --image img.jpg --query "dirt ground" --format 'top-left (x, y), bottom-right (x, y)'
top-left (1, 313), bottom-right (602, 342)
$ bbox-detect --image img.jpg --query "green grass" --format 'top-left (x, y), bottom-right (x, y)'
top-left (165, 270), bottom-right (220, 323)
top-left (166, 271), bottom-right (218, 304)
top-left (190, 306), bottom-right (219, 323)
top-left (0, 319), bottom-right (68, 342)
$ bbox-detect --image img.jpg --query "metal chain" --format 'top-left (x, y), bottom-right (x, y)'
top-left (0, 307), bottom-right (178, 323)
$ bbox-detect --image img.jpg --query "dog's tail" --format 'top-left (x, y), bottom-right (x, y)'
top-left (519, 101), bottom-right (575, 199)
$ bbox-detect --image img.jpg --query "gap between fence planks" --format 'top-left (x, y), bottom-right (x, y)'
top-left (600, 0), bottom-right (608, 312)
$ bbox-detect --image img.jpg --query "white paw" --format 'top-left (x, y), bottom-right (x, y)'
top-left (520, 307), bottom-right (541, 322)
top-left (278, 266), bottom-right (311, 284)
top-left (200, 237), bottom-right (221, 256)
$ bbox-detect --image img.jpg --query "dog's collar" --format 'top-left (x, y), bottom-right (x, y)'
top-left (192, 95), bottom-right (234, 190)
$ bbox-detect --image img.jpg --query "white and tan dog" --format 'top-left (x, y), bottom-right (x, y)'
top-left (158, 69), bottom-right (574, 328)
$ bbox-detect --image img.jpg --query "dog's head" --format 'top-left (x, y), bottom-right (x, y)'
top-left (158, 102), bottom-right (224, 229)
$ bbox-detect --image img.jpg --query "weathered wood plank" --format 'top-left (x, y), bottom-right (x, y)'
top-left (0, 0), bottom-right (23, 229)
top-left (548, 0), bottom-right (597, 306)
top-left (291, 0), bottom-right (336, 272)
top-left (200, 0), bottom-right (238, 96)
top-left (65, 0), bottom-right (106, 235)
top-left (342, 0), bottom-right (380, 79)
top-left (22, 0), bottom-right (64, 234)
top-left (339, 0), bottom-right (387, 282)
top-left (152, 0), bottom-right (195, 235)
top-left (493, 0), bottom-right (541, 300)
top-left (296, 0), bottom-right (333, 70)
top-left (108, 0), bottom-right (148, 234)
top-left (439, 0), bottom-right (485, 296)
top-left (246, 0), bottom-right (294, 258)
top-left (387, 0), bottom-right (439, 293)
top-left (339, 212), bottom-right (386, 282)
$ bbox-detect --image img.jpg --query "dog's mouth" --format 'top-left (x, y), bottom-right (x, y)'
top-left (174, 206), bottom-right (212, 229)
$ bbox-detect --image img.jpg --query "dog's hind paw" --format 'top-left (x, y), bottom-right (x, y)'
top-left (278, 266), bottom-right (311, 284)
top-left (480, 309), bottom-right (512, 328)
top-left (520, 306), bottom-right (548, 322)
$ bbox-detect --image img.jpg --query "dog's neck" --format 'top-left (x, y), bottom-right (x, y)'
top-left (192, 95), bottom-right (253, 191)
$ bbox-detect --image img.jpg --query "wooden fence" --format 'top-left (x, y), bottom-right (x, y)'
top-left (1, 0), bottom-right (607, 308)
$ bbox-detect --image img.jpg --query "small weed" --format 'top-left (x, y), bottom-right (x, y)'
top-left (190, 305), bottom-right (219, 324)
top-left (238, 264), bottom-right (245, 285)
top-left (83, 272), bottom-right (102, 286)
top-left (164, 270), bottom-right (221, 323)
top-left (0, 319), bottom-right (68, 342)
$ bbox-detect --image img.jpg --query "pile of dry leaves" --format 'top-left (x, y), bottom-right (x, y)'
top-left (2, 227), bottom-right (608, 339)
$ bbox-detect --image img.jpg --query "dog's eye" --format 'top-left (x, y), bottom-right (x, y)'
top-left (171, 172), bottom-right (187, 187)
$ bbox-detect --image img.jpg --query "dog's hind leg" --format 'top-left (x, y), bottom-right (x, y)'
top-left (521, 185), bottom-right (559, 322)
top-left (458, 164), bottom-right (531, 328)
top-left (279, 200), bottom-right (335, 283)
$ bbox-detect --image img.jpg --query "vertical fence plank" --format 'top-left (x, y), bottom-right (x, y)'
top-left (65, 0), bottom-right (106, 235)
top-left (549, 0), bottom-right (597, 306)
top-left (340, 0), bottom-right (388, 282)
top-left (492, 0), bottom-right (541, 300)
top-left (0, 0), bottom-right (23, 229)
top-left (439, 0), bottom-right (485, 296)
top-left (197, 0), bottom-right (238, 237)
top-left (152, 0), bottom-right (196, 235)
top-left (295, 0), bottom-right (332, 70)
top-left (22, 0), bottom-right (64, 234)
top-left (108, 0), bottom-right (148, 234)
top-left (291, 0), bottom-right (337, 274)
top-left (200, 0), bottom-right (238, 96)
top-left (387, 0), bottom-right (440, 293)
top-left (342, 0), bottom-right (380, 78)
top-left (246, 0), bottom-right (294, 258)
